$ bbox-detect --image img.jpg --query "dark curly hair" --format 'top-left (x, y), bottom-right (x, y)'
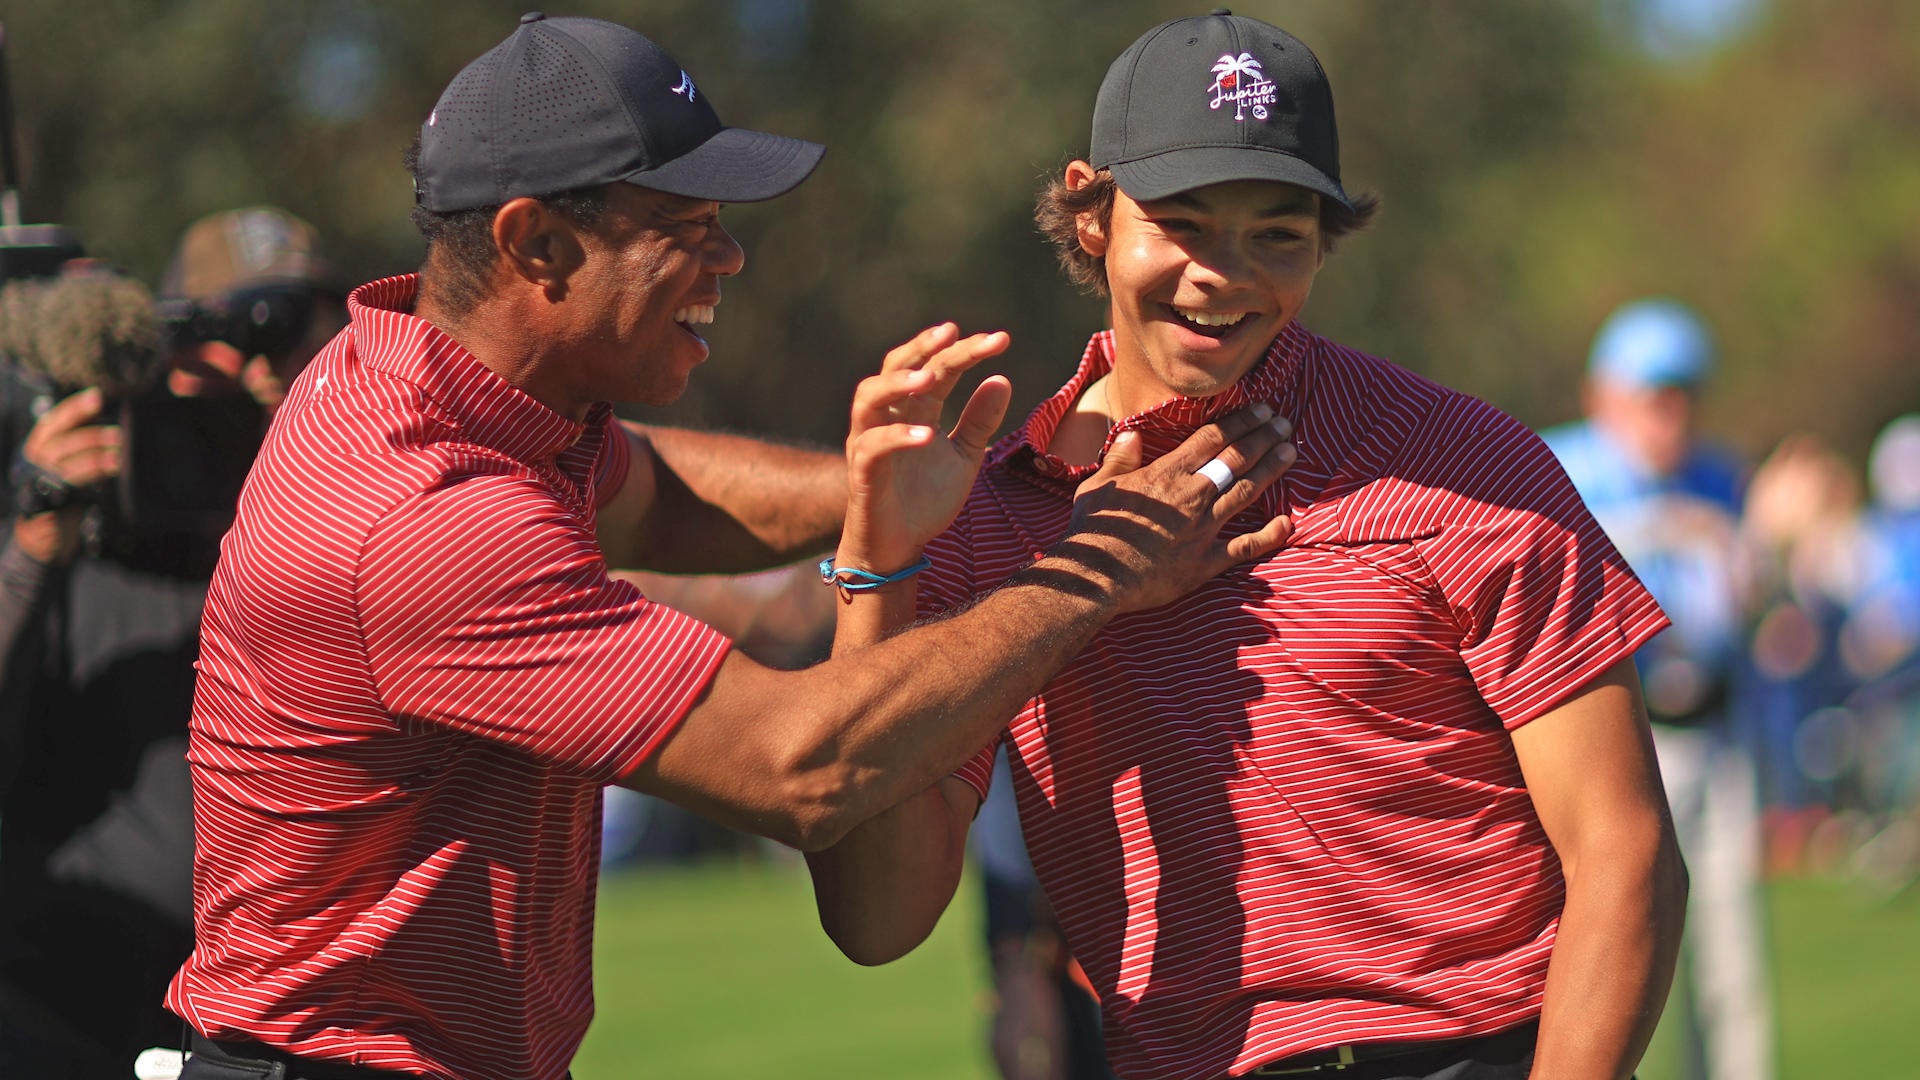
top-left (1034, 166), bottom-right (1381, 295)
top-left (402, 135), bottom-right (611, 317)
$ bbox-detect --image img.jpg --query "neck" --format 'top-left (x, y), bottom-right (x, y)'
top-left (414, 275), bottom-right (590, 422)
top-left (1103, 333), bottom-right (1178, 420)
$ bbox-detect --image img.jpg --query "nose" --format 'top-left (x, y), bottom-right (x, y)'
top-left (1184, 233), bottom-right (1247, 289)
top-left (706, 220), bottom-right (745, 278)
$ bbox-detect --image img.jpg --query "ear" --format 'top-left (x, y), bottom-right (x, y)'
top-left (1064, 159), bottom-right (1108, 258)
top-left (493, 198), bottom-right (585, 293)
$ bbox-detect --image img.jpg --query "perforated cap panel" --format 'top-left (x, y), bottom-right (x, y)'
top-left (416, 15), bottom-right (800, 210)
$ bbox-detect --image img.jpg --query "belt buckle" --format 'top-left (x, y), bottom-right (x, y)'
top-left (1253, 1044), bottom-right (1360, 1075)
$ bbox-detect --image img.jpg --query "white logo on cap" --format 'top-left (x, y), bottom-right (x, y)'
top-left (1209, 53), bottom-right (1275, 122)
top-left (670, 70), bottom-right (697, 101)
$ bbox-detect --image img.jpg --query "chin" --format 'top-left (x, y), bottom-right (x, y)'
top-left (1144, 328), bottom-right (1274, 393)
top-left (632, 379), bottom-right (691, 407)
top-left (1165, 352), bottom-right (1267, 399)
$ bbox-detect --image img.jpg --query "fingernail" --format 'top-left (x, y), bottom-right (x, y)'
top-left (1252, 402), bottom-right (1274, 422)
top-left (908, 426), bottom-right (932, 439)
top-left (1270, 415), bottom-right (1292, 438)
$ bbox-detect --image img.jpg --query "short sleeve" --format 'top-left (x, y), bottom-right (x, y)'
top-left (1415, 403), bottom-right (1670, 729)
top-left (359, 472), bottom-right (730, 780)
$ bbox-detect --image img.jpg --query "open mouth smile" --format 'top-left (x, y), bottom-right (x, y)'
top-left (673, 303), bottom-right (716, 344)
top-left (1166, 304), bottom-right (1253, 340)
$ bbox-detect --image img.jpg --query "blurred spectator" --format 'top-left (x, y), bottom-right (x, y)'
top-left (159, 206), bottom-right (347, 412)
top-left (1829, 414), bottom-right (1920, 893)
top-left (1844, 414), bottom-right (1920, 684)
top-left (1541, 298), bottom-right (1773, 1080)
top-left (1738, 434), bottom-right (1866, 866)
top-left (0, 208), bottom-right (339, 1074)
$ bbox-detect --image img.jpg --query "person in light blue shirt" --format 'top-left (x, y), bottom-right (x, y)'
top-left (1541, 299), bottom-right (1773, 1080)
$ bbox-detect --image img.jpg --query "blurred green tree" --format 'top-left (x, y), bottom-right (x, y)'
top-left (4, 0), bottom-right (1914, 461)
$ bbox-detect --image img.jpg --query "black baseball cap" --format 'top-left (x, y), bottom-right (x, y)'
top-left (1092, 9), bottom-right (1352, 210)
top-left (415, 12), bottom-right (824, 211)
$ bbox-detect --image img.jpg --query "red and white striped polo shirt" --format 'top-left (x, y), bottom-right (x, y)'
top-left (165, 275), bottom-right (731, 1080)
top-left (929, 325), bottom-right (1668, 1080)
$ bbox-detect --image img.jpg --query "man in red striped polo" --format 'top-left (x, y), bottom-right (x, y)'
top-left (162, 14), bottom-right (1301, 1080)
top-left (808, 13), bottom-right (1687, 1080)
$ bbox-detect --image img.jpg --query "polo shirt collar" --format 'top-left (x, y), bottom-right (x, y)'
top-left (996, 320), bottom-right (1312, 481)
top-left (347, 274), bottom-right (606, 463)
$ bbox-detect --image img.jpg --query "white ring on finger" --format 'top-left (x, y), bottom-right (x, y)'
top-left (1195, 457), bottom-right (1235, 495)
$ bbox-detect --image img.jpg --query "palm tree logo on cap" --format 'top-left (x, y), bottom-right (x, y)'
top-left (1209, 53), bottom-right (1272, 121)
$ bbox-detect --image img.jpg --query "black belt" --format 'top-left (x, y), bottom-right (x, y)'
top-left (1247, 1018), bottom-right (1539, 1076)
top-left (185, 1032), bottom-right (423, 1080)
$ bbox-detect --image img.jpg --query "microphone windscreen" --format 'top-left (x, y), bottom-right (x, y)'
top-left (0, 268), bottom-right (163, 397)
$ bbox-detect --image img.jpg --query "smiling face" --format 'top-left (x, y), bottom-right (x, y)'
top-left (561, 182), bottom-right (744, 408)
top-left (1072, 163), bottom-right (1324, 414)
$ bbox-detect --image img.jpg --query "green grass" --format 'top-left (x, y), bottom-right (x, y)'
top-left (580, 861), bottom-right (1919, 1079)
top-left (1634, 876), bottom-right (1920, 1080)
top-left (579, 855), bottom-right (991, 1079)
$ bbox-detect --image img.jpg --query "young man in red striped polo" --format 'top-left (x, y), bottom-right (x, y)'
top-left (810, 12), bottom-right (1687, 1080)
top-left (161, 14), bottom-right (1300, 1080)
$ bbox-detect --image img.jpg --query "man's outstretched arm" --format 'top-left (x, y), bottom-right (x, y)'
top-left (623, 324), bottom-right (1294, 861)
top-left (1512, 657), bottom-right (1688, 1080)
top-left (597, 423), bottom-right (845, 574)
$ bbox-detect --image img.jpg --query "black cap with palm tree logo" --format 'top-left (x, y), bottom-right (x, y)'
top-left (1091, 10), bottom-right (1352, 210)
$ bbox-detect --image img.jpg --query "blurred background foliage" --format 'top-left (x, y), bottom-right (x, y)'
top-left (5, 0), bottom-right (1917, 463)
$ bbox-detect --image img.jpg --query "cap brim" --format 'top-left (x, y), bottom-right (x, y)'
top-left (1109, 147), bottom-right (1352, 211)
top-left (622, 127), bottom-right (825, 203)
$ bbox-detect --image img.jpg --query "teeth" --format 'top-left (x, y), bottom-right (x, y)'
top-left (673, 304), bottom-right (716, 326)
top-left (1174, 306), bottom-right (1250, 328)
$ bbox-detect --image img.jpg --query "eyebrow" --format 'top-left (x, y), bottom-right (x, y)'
top-left (1154, 191), bottom-right (1318, 218)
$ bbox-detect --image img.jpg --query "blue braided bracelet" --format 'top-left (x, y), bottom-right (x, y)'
top-left (818, 554), bottom-right (933, 593)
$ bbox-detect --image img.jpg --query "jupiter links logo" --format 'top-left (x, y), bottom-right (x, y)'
top-left (1208, 52), bottom-right (1274, 121)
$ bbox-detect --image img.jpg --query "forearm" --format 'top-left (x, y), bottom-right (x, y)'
top-left (633, 424), bottom-right (844, 572)
top-left (827, 557), bottom-right (922, 658)
top-left (1530, 836), bottom-right (1687, 1079)
top-left (0, 532), bottom-right (56, 656)
top-left (797, 555), bottom-right (1109, 835)
top-left (805, 778), bottom-right (973, 964)
top-left (0, 533), bottom-right (58, 797)
top-left (645, 548), bottom-right (1115, 852)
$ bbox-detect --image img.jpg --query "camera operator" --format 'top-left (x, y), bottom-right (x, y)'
top-left (159, 206), bottom-right (345, 413)
top-left (0, 209), bottom-right (339, 1076)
